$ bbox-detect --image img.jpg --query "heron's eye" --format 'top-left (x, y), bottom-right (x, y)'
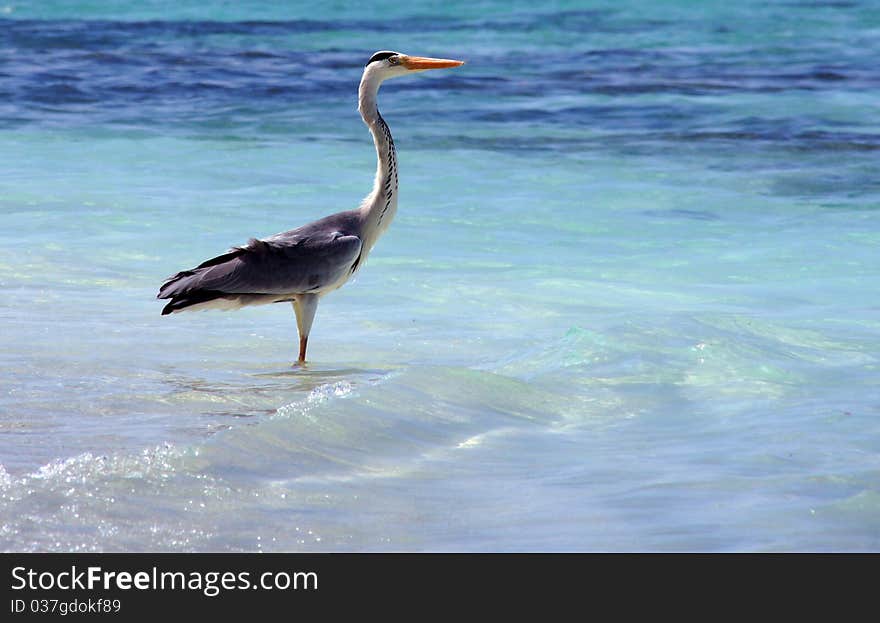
top-left (388, 56), bottom-right (400, 65)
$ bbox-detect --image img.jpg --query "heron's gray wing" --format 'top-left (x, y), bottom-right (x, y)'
top-left (158, 229), bottom-right (362, 299)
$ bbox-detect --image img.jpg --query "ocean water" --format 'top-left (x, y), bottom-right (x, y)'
top-left (1, 0), bottom-right (879, 551)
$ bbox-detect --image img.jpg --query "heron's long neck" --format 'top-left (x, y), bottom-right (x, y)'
top-left (358, 74), bottom-right (398, 251)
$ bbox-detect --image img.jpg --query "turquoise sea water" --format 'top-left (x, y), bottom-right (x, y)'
top-left (1, 1), bottom-right (879, 551)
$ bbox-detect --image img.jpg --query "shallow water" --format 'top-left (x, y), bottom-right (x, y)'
top-left (1, 1), bottom-right (879, 551)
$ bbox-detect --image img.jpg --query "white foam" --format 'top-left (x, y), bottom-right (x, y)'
top-left (275, 381), bottom-right (356, 420)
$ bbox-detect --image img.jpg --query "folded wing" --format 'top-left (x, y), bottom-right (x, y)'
top-left (158, 225), bottom-right (362, 314)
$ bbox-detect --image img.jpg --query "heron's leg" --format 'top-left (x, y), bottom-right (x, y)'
top-left (291, 294), bottom-right (319, 365)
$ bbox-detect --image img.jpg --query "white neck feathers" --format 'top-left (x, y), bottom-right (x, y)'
top-left (358, 67), bottom-right (399, 252)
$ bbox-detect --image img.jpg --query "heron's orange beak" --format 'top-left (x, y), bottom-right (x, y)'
top-left (401, 56), bottom-right (465, 71)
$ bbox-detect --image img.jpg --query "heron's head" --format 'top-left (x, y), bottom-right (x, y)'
top-left (363, 50), bottom-right (464, 82)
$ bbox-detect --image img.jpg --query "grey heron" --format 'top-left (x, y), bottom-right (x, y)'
top-left (157, 51), bottom-right (464, 364)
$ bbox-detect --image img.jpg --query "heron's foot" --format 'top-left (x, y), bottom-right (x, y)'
top-left (297, 336), bottom-right (309, 366)
top-left (291, 359), bottom-right (308, 369)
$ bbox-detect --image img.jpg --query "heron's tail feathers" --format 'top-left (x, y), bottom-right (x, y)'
top-left (158, 270), bottom-right (195, 300)
top-left (160, 290), bottom-right (227, 315)
top-left (157, 245), bottom-right (252, 304)
top-left (157, 239), bottom-right (292, 315)
top-left (158, 266), bottom-right (229, 314)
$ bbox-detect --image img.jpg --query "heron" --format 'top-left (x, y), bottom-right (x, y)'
top-left (157, 51), bottom-right (464, 364)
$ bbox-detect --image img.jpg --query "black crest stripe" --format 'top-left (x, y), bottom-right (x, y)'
top-left (367, 51), bottom-right (397, 66)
